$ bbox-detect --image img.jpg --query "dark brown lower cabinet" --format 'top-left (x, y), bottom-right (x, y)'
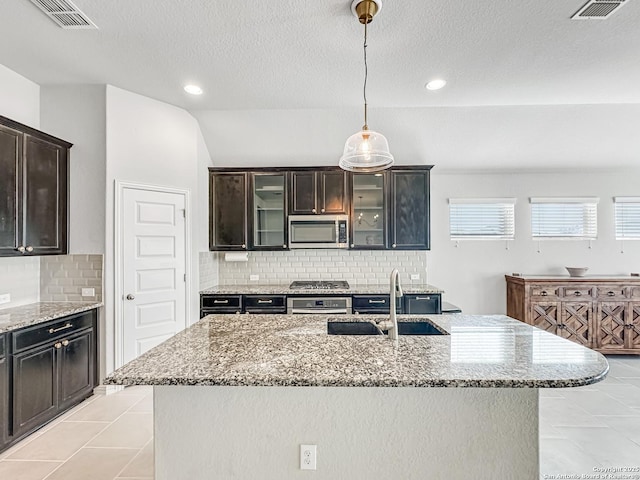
top-left (1, 309), bottom-right (97, 453)
top-left (0, 334), bottom-right (7, 447)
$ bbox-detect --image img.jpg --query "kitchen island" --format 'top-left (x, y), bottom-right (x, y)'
top-left (105, 313), bottom-right (608, 480)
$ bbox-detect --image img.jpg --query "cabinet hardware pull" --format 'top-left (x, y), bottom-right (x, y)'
top-left (62, 340), bottom-right (69, 346)
top-left (257, 300), bottom-right (273, 304)
top-left (213, 300), bottom-right (229, 304)
top-left (368, 300), bottom-right (386, 304)
top-left (26, 246), bottom-right (33, 253)
top-left (283, 244), bottom-right (287, 248)
top-left (241, 244), bottom-right (246, 249)
top-left (574, 291), bottom-right (582, 296)
top-left (312, 208), bottom-right (317, 213)
top-left (392, 244), bottom-right (396, 248)
top-left (16, 246), bottom-right (26, 253)
top-left (54, 342), bottom-right (62, 349)
top-left (541, 291), bottom-right (548, 296)
top-left (321, 208), bottom-right (325, 213)
top-left (415, 297), bottom-right (431, 300)
top-left (607, 291), bottom-right (616, 296)
top-left (49, 323), bottom-right (73, 334)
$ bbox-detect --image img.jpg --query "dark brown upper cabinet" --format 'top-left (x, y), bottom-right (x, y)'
top-left (349, 172), bottom-right (387, 249)
top-left (290, 170), bottom-right (348, 215)
top-left (209, 172), bottom-right (248, 250)
top-left (0, 116), bottom-right (70, 257)
top-left (389, 168), bottom-right (431, 250)
top-left (250, 172), bottom-right (288, 250)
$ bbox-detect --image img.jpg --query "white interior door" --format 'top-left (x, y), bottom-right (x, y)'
top-left (122, 187), bottom-right (187, 364)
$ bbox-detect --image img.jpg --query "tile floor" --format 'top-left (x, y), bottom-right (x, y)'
top-left (0, 356), bottom-right (638, 480)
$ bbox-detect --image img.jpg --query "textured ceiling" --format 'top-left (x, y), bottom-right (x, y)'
top-left (1, 0), bottom-right (639, 170)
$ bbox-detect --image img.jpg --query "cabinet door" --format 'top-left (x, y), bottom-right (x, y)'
top-left (0, 353), bottom-right (7, 447)
top-left (58, 329), bottom-right (94, 410)
top-left (13, 344), bottom-right (57, 437)
top-left (290, 171), bottom-right (317, 214)
top-left (23, 135), bottom-right (68, 255)
top-left (319, 171), bottom-right (347, 214)
top-left (560, 302), bottom-right (592, 347)
top-left (210, 172), bottom-right (248, 250)
top-left (251, 173), bottom-right (287, 250)
top-left (628, 302), bottom-right (640, 350)
top-left (0, 124), bottom-right (22, 256)
top-left (530, 302), bottom-right (560, 332)
top-left (596, 302), bottom-right (627, 351)
top-left (390, 170), bottom-right (430, 250)
top-left (351, 173), bottom-right (386, 248)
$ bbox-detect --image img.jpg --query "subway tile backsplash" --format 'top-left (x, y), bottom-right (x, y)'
top-left (199, 251), bottom-right (219, 290)
top-left (40, 254), bottom-right (103, 302)
top-left (210, 250), bottom-right (428, 286)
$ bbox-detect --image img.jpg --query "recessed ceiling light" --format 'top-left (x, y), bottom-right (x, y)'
top-left (184, 85), bottom-right (203, 95)
top-left (425, 79), bottom-right (447, 91)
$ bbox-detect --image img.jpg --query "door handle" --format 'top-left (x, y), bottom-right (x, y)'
top-left (126, 294), bottom-right (135, 300)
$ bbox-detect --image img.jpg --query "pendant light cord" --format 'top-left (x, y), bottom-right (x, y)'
top-left (363, 19), bottom-right (368, 129)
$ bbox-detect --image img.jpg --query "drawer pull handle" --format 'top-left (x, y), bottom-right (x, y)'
top-left (54, 342), bottom-right (62, 349)
top-left (368, 300), bottom-right (386, 304)
top-left (257, 300), bottom-right (273, 304)
top-left (62, 340), bottom-right (69, 347)
top-left (415, 297), bottom-right (431, 300)
top-left (574, 291), bottom-right (582, 296)
top-left (49, 323), bottom-right (73, 334)
top-left (607, 291), bottom-right (616, 296)
top-left (541, 291), bottom-right (548, 296)
top-left (213, 300), bottom-right (229, 304)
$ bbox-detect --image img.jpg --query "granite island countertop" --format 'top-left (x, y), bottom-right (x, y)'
top-left (200, 283), bottom-right (444, 295)
top-left (105, 313), bottom-right (608, 388)
top-left (0, 301), bottom-right (103, 334)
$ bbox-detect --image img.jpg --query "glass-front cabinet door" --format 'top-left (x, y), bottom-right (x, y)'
top-left (350, 173), bottom-right (386, 248)
top-left (251, 173), bottom-right (287, 250)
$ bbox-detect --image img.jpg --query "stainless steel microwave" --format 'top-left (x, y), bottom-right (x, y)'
top-left (288, 215), bottom-right (349, 249)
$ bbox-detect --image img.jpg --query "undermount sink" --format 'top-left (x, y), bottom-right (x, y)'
top-left (327, 321), bottom-right (446, 336)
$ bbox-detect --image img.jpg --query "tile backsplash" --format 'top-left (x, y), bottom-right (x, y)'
top-left (211, 250), bottom-right (428, 286)
top-left (199, 251), bottom-right (219, 290)
top-left (0, 257), bottom-right (40, 308)
top-left (40, 254), bottom-right (103, 302)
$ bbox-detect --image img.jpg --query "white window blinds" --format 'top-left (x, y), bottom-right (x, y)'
top-left (530, 197), bottom-right (599, 239)
top-left (615, 197), bottom-right (640, 240)
top-left (449, 198), bottom-right (516, 240)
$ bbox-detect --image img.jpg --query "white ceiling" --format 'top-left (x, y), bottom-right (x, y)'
top-left (1, 0), bottom-right (639, 171)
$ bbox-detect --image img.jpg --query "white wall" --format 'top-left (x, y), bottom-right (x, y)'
top-left (40, 85), bottom-right (107, 254)
top-left (105, 85), bottom-right (211, 374)
top-left (428, 171), bottom-right (640, 314)
top-left (0, 63), bottom-right (41, 308)
top-left (0, 63), bottom-right (39, 128)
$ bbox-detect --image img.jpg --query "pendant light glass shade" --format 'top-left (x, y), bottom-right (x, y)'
top-left (339, 128), bottom-right (394, 172)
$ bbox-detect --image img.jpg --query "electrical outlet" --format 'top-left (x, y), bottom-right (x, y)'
top-left (0, 293), bottom-right (10, 305)
top-left (249, 274), bottom-right (259, 281)
top-left (410, 274), bottom-right (420, 280)
top-left (300, 444), bottom-right (317, 471)
top-left (81, 288), bottom-right (95, 297)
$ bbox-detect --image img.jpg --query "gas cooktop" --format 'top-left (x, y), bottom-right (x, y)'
top-left (289, 280), bottom-right (350, 290)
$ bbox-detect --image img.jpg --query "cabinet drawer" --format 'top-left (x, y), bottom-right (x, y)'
top-left (596, 286), bottom-right (627, 300)
top-left (200, 295), bottom-right (243, 310)
top-left (12, 311), bottom-right (95, 354)
top-left (403, 294), bottom-right (441, 314)
top-left (529, 285), bottom-right (560, 299)
top-left (244, 295), bottom-right (286, 314)
top-left (352, 295), bottom-right (401, 313)
top-left (560, 287), bottom-right (595, 300)
top-left (630, 287), bottom-right (640, 299)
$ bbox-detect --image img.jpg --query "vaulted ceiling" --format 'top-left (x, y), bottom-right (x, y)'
top-left (1, 0), bottom-right (639, 171)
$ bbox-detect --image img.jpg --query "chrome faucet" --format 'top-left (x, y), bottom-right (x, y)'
top-left (388, 268), bottom-right (403, 340)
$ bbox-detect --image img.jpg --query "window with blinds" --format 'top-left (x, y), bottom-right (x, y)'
top-left (530, 197), bottom-right (599, 239)
top-left (615, 197), bottom-right (640, 240)
top-left (448, 198), bottom-right (516, 240)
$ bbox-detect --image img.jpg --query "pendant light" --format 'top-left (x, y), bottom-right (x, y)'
top-left (339, 0), bottom-right (394, 173)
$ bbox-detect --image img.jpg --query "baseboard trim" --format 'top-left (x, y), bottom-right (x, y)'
top-left (94, 384), bottom-right (124, 395)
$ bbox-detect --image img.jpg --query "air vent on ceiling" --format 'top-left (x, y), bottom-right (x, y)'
top-left (572, 0), bottom-right (627, 19)
top-left (29, 0), bottom-right (97, 29)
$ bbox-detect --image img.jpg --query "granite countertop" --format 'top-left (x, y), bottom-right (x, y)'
top-left (200, 284), bottom-right (444, 295)
top-left (0, 302), bottom-right (103, 334)
top-left (105, 313), bottom-right (608, 388)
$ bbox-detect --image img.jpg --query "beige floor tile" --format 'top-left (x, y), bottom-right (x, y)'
top-left (0, 459), bottom-right (62, 480)
top-left (87, 413), bottom-right (153, 449)
top-left (128, 394), bottom-right (153, 413)
top-left (118, 440), bottom-right (154, 478)
top-left (7, 421), bottom-right (108, 461)
top-left (44, 447), bottom-right (138, 480)
top-left (65, 394), bottom-right (143, 422)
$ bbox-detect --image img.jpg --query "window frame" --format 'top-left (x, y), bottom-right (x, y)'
top-left (448, 197), bottom-right (516, 241)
